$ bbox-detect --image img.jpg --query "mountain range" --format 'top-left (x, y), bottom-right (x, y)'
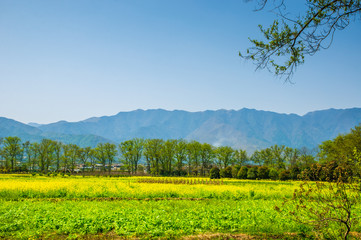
top-left (1, 108), bottom-right (361, 152)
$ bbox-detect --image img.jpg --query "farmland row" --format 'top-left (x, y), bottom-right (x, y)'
top-left (0, 175), bottom-right (294, 201)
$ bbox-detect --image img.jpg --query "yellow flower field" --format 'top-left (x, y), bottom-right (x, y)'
top-left (0, 175), bottom-right (297, 200)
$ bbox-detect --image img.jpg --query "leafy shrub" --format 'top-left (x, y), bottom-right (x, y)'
top-left (279, 170), bottom-right (290, 181)
top-left (249, 190), bottom-right (255, 198)
top-left (300, 161), bottom-right (354, 182)
top-left (173, 169), bottom-right (187, 176)
top-left (220, 166), bottom-right (233, 178)
top-left (301, 163), bottom-right (323, 181)
top-left (257, 166), bottom-right (269, 179)
top-left (247, 167), bottom-right (258, 179)
top-left (289, 166), bottom-right (300, 180)
top-left (333, 165), bottom-right (353, 183)
top-left (321, 161), bottom-right (338, 181)
top-left (209, 167), bottom-right (220, 179)
top-left (231, 165), bottom-right (241, 178)
top-left (237, 166), bottom-right (248, 179)
top-left (269, 168), bottom-right (279, 180)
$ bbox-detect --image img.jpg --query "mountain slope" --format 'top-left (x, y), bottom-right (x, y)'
top-left (0, 117), bottom-right (44, 142)
top-left (30, 108), bottom-right (361, 152)
top-left (0, 117), bottom-right (112, 147)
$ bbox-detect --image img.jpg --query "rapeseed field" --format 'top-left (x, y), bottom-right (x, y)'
top-left (0, 175), bottom-right (359, 239)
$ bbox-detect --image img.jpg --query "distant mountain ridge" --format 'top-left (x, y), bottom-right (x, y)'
top-left (0, 117), bottom-right (112, 147)
top-left (1, 108), bottom-right (361, 152)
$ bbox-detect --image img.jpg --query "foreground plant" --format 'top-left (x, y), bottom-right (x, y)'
top-left (277, 159), bottom-right (361, 239)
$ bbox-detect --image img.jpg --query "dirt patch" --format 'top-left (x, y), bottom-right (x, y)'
top-left (36, 231), bottom-right (361, 239)
top-left (350, 232), bottom-right (361, 239)
top-left (39, 231), bottom-right (131, 240)
top-left (23, 197), bottom-right (210, 202)
top-left (182, 233), bottom-right (254, 239)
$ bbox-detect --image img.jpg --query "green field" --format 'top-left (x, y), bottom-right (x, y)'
top-left (0, 175), bottom-right (360, 239)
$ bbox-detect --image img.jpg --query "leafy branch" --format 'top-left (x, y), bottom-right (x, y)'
top-left (241, 0), bottom-right (361, 81)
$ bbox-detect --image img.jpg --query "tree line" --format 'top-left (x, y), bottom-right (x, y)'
top-left (0, 125), bottom-right (360, 179)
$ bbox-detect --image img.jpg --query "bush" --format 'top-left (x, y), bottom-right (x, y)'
top-left (257, 166), bottom-right (269, 179)
top-left (334, 165), bottom-right (354, 183)
top-left (247, 167), bottom-right (258, 179)
top-left (279, 170), bottom-right (290, 181)
top-left (220, 166), bottom-right (233, 178)
top-left (304, 163), bottom-right (323, 181)
top-left (322, 161), bottom-right (338, 181)
top-left (232, 165), bottom-right (241, 178)
top-left (269, 168), bottom-right (279, 180)
top-left (173, 169), bottom-right (187, 176)
top-left (289, 166), bottom-right (301, 180)
top-left (209, 167), bottom-right (221, 179)
top-left (237, 166), bottom-right (248, 179)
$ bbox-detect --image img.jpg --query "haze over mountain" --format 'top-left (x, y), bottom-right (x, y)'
top-left (1, 108), bottom-right (360, 152)
top-left (0, 117), bottom-right (112, 147)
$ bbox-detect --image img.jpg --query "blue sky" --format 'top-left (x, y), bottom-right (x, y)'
top-left (1, 0), bottom-right (360, 124)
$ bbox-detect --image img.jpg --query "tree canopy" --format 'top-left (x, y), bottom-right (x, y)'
top-left (241, 0), bottom-right (361, 81)
top-left (2, 124), bottom-right (360, 180)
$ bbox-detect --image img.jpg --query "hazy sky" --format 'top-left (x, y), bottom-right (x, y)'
top-left (1, 0), bottom-right (360, 124)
